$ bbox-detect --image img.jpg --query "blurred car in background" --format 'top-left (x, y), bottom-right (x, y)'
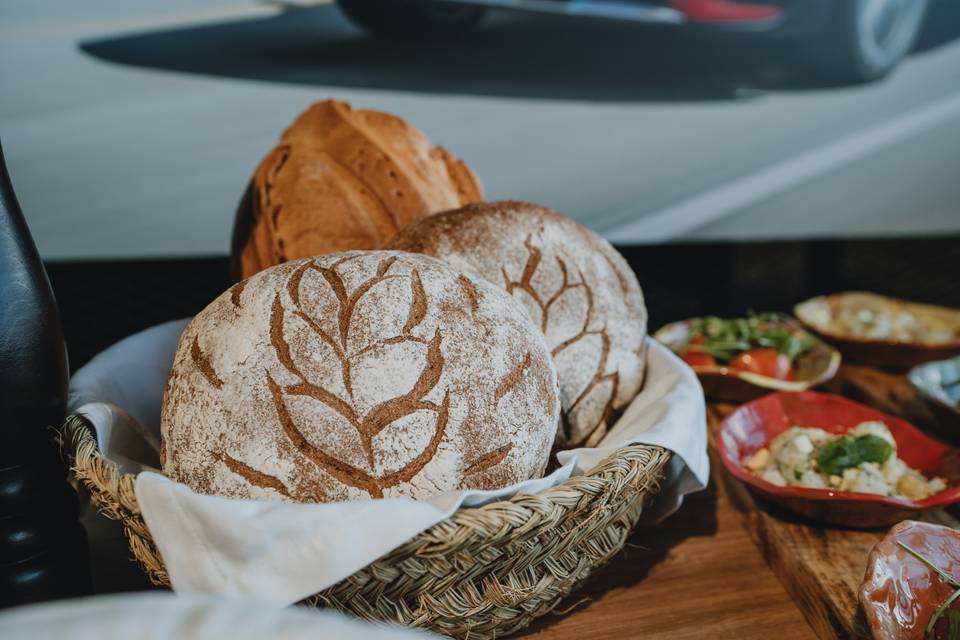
top-left (335, 0), bottom-right (929, 83)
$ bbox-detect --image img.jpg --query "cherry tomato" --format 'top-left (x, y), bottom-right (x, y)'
top-left (729, 348), bottom-right (795, 380)
top-left (682, 351), bottom-right (716, 368)
top-left (689, 333), bottom-right (705, 346)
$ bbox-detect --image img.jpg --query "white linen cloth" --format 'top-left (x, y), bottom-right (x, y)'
top-left (0, 592), bottom-right (438, 640)
top-left (68, 319), bottom-right (708, 606)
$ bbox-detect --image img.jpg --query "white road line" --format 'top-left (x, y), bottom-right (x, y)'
top-left (603, 90), bottom-right (960, 243)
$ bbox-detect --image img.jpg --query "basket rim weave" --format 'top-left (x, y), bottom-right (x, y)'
top-left (64, 413), bottom-right (671, 638)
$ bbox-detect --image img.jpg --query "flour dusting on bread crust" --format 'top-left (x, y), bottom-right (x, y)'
top-left (161, 251), bottom-right (560, 502)
top-left (389, 201), bottom-right (647, 448)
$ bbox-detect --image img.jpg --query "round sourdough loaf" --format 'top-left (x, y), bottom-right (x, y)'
top-left (388, 201), bottom-right (647, 449)
top-left (161, 251), bottom-right (560, 503)
top-left (231, 100), bottom-right (483, 280)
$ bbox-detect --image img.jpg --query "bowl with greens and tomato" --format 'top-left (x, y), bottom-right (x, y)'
top-left (655, 313), bottom-right (841, 401)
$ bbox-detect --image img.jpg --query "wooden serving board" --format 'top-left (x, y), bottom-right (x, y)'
top-left (709, 363), bottom-right (960, 639)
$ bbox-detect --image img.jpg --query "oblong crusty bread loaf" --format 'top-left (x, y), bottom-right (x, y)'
top-left (161, 250), bottom-right (560, 503)
top-left (231, 100), bottom-right (483, 280)
top-left (388, 201), bottom-right (647, 449)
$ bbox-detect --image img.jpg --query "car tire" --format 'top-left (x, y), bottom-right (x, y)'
top-left (805, 0), bottom-right (928, 83)
top-left (336, 0), bottom-right (487, 39)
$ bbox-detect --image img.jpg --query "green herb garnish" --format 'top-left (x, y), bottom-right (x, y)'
top-left (815, 434), bottom-right (893, 476)
top-left (897, 541), bottom-right (960, 639)
top-left (949, 609), bottom-right (960, 640)
top-left (687, 312), bottom-right (814, 363)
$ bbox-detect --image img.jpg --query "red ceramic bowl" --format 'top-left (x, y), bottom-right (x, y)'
top-left (718, 391), bottom-right (960, 527)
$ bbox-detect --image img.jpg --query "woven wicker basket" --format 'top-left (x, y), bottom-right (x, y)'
top-left (63, 413), bottom-right (670, 639)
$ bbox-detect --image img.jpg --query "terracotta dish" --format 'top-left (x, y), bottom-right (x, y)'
top-left (860, 520), bottom-right (960, 639)
top-left (718, 391), bottom-right (960, 527)
top-left (795, 292), bottom-right (960, 370)
top-left (655, 318), bottom-right (840, 402)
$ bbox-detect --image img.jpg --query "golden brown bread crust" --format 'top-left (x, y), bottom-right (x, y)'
top-left (389, 201), bottom-right (648, 449)
top-left (230, 100), bottom-right (484, 280)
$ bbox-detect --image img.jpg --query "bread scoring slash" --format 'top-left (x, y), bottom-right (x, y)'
top-left (161, 251), bottom-right (560, 503)
top-left (390, 201), bottom-right (648, 449)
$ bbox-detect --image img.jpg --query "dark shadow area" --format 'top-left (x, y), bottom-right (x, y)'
top-left (914, 0), bottom-right (960, 52)
top-left (49, 256), bottom-right (232, 373)
top-left (78, 2), bottom-right (960, 102)
top-left (84, 512), bottom-right (159, 594)
top-left (72, 7), bottom-right (797, 102)
top-left (47, 236), bottom-right (960, 372)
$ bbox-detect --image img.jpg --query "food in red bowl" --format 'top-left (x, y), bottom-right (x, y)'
top-left (860, 520), bottom-right (960, 640)
top-left (655, 313), bottom-right (840, 402)
top-left (718, 391), bottom-right (960, 527)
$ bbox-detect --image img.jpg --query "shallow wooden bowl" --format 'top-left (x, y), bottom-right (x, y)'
top-left (654, 318), bottom-right (840, 402)
top-left (795, 292), bottom-right (960, 371)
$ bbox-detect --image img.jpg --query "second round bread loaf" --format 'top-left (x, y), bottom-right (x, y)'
top-left (389, 201), bottom-right (647, 448)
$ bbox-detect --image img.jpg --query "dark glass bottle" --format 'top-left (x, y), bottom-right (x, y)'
top-left (0, 140), bottom-right (92, 606)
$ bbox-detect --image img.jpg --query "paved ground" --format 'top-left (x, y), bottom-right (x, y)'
top-left (2, 0), bottom-right (959, 260)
